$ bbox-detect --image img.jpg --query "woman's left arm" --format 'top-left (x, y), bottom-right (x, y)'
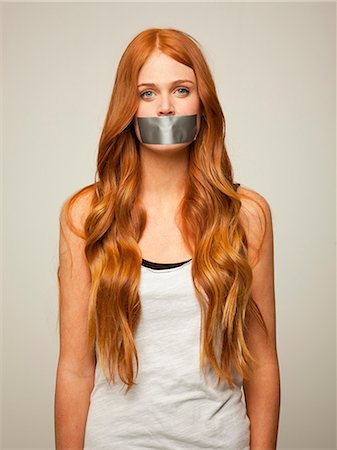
top-left (240, 189), bottom-right (281, 450)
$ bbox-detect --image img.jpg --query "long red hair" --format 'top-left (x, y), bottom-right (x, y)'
top-left (58, 28), bottom-right (268, 394)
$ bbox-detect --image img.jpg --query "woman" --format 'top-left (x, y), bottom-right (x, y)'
top-left (55, 28), bottom-right (280, 450)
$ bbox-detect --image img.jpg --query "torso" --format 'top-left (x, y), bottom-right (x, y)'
top-left (138, 184), bottom-right (241, 264)
top-left (138, 210), bottom-right (192, 264)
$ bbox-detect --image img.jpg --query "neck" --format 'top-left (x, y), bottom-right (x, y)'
top-left (138, 144), bottom-right (189, 212)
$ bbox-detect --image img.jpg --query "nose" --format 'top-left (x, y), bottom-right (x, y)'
top-left (157, 94), bottom-right (175, 116)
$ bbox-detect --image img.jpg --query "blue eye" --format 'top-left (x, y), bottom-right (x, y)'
top-left (140, 90), bottom-right (153, 98)
top-left (177, 88), bottom-right (189, 95)
top-left (139, 87), bottom-right (190, 99)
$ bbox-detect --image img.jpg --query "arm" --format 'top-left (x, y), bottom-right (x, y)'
top-left (54, 369), bottom-right (94, 450)
top-left (239, 188), bottom-right (281, 450)
top-left (54, 189), bottom-right (96, 450)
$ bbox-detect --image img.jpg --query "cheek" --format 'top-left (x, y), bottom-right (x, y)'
top-left (193, 95), bottom-right (201, 112)
top-left (185, 94), bottom-right (200, 113)
top-left (133, 105), bottom-right (145, 138)
top-left (133, 117), bottom-right (140, 138)
top-left (135, 101), bottom-right (150, 116)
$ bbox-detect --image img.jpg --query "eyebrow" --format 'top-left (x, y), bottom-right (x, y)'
top-left (137, 79), bottom-right (195, 88)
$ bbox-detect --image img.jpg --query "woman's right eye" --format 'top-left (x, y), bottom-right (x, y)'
top-left (140, 90), bottom-right (154, 99)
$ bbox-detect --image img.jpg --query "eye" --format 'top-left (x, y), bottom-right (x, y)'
top-left (176, 87), bottom-right (189, 95)
top-left (140, 90), bottom-right (154, 99)
top-left (139, 87), bottom-right (190, 99)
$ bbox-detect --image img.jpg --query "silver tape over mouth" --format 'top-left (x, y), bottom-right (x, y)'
top-left (137, 114), bottom-right (198, 144)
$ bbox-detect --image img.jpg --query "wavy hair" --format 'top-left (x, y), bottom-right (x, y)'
top-left (58, 27), bottom-right (268, 394)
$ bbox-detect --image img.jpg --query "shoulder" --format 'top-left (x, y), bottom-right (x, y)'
top-left (236, 184), bottom-right (271, 219)
top-left (59, 184), bottom-right (96, 240)
top-left (236, 184), bottom-right (273, 266)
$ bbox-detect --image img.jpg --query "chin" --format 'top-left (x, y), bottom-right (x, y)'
top-left (142, 142), bottom-right (192, 152)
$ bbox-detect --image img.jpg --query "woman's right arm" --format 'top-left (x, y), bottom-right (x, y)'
top-left (54, 189), bottom-right (96, 450)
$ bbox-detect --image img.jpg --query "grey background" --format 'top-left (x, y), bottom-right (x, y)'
top-left (1, 2), bottom-right (336, 449)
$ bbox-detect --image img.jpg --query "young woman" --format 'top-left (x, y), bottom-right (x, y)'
top-left (55, 28), bottom-right (280, 450)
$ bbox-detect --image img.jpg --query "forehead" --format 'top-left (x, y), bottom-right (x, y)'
top-left (138, 51), bottom-right (196, 85)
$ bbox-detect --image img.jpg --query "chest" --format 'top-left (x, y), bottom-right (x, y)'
top-left (138, 213), bottom-right (192, 263)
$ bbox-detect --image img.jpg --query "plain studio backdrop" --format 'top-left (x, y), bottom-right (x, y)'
top-left (1, 2), bottom-right (336, 449)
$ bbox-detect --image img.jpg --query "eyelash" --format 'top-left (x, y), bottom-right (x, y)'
top-left (139, 87), bottom-right (190, 99)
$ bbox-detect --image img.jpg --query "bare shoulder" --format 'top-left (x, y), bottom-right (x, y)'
top-left (236, 184), bottom-right (271, 219)
top-left (59, 184), bottom-right (96, 240)
top-left (236, 184), bottom-right (273, 266)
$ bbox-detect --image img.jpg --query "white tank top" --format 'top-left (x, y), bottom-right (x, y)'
top-left (84, 258), bottom-right (250, 449)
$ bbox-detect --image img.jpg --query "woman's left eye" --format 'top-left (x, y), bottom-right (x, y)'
top-left (176, 88), bottom-right (189, 95)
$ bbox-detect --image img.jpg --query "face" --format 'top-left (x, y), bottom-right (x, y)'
top-left (133, 50), bottom-right (201, 153)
